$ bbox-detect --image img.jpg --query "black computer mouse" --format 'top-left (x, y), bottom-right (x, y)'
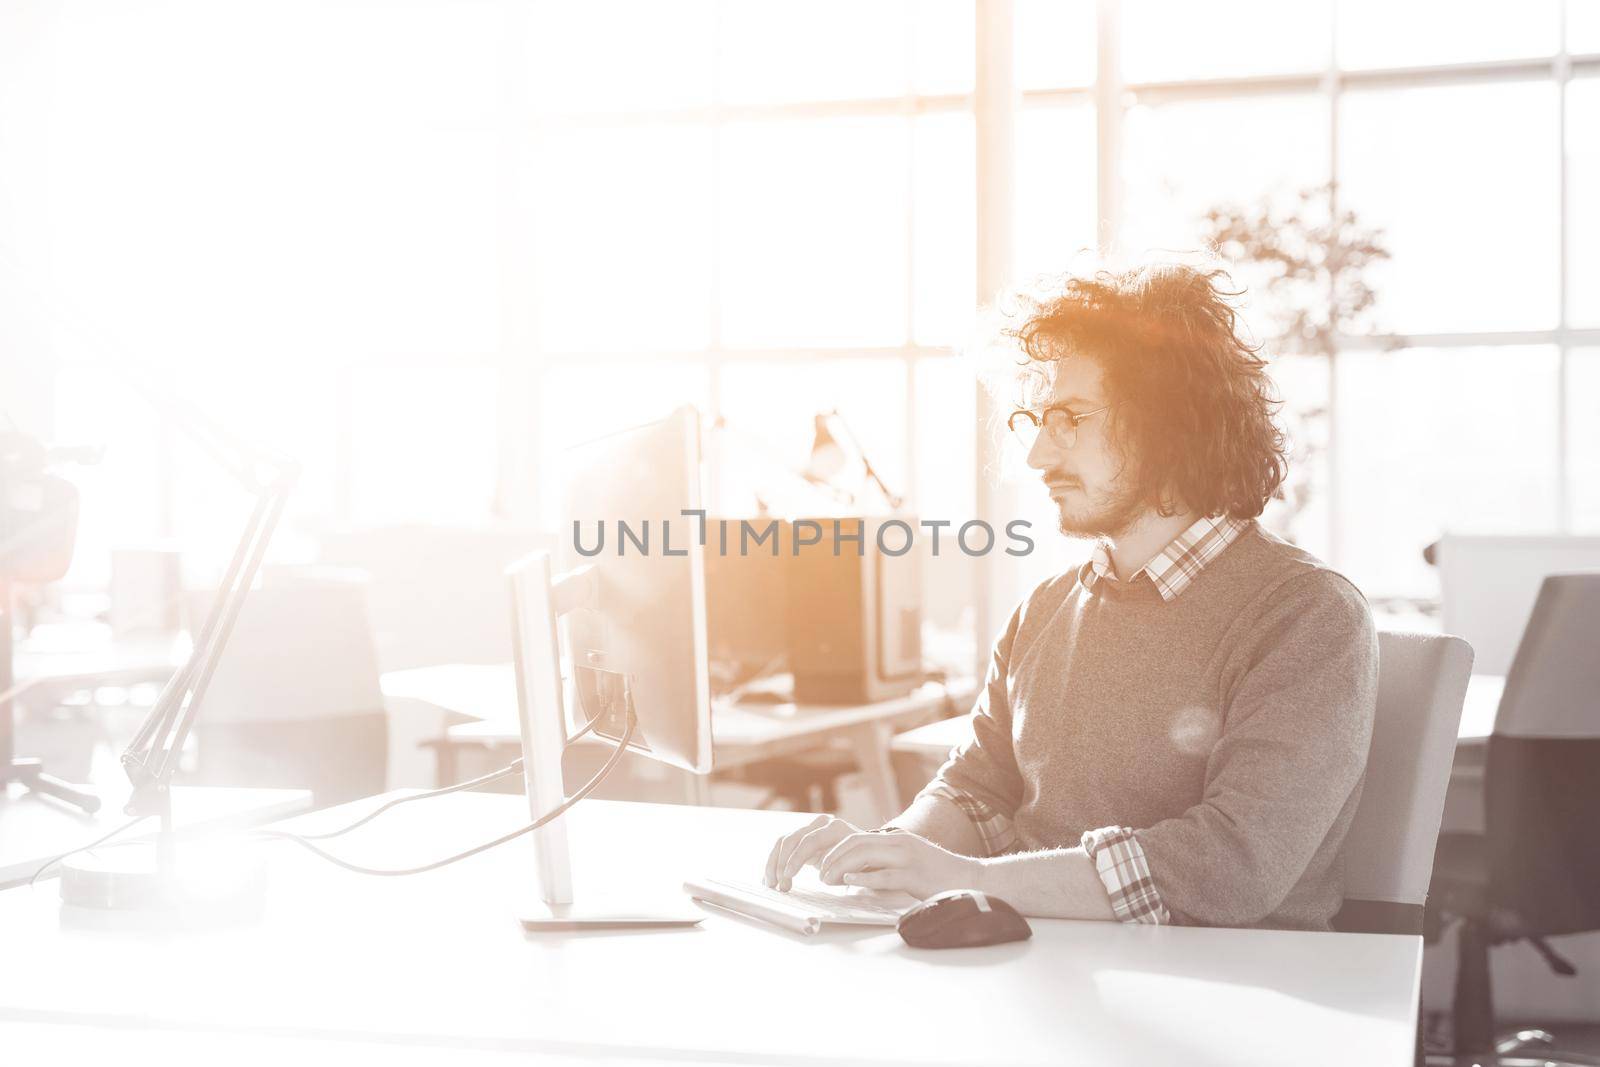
top-left (896, 890), bottom-right (1032, 949)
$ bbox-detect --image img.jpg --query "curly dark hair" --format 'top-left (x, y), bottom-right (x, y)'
top-left (1004, 263), bottom-right (1288, 522)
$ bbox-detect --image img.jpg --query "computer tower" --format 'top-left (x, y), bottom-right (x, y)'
top-left (784, 517), bottom-right (923, 705)
top-left (703, 526), bottom-right (790, 696)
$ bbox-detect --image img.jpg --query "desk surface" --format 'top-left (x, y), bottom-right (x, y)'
top-left (13, 624), bottom-right (189, 693)
top-left (0, 793), bottom-right (1419, 1066)
top-left (0, 783), bottom-right (312, 888)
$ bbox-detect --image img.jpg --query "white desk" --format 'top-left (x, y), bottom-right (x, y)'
top-left (0, 783), bottom-right (312, 889)
top-left (12, 624), bottom-right (189, 700)
top-left (0, 792), bottom-right (1421, 1066)
top-left (385, 663), bottom-right (975, 822)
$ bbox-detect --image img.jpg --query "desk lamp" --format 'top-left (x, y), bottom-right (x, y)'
top-left (59, 381), bottom-right (297, 911)
top-left (804, 410), bottom-right (903, 511)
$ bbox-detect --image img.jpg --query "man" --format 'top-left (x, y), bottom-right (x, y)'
top-left (763, 263), bottom-right (1377, 930)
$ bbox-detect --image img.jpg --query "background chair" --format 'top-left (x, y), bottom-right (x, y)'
top-left (1434, 535), bottom-right (1600, 676)
top-left (183, 568), bottom-right (388, 808)
top-left (1426, 574), bottom-right (1600, 1066)
top-left (316, 524), bottom-right (548, 673)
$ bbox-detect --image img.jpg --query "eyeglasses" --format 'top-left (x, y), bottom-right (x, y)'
top-left (1006, 403), bottom-right (1114, 450)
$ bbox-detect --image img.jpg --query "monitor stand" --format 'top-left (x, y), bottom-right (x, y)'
top-left (508, 552), bottom-right (703, 930)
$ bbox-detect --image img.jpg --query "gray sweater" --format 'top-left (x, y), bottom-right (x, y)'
top-left (926, 523), bottom-right (1378, 930)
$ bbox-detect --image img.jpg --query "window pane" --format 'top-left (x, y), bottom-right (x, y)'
top-left (1121, 93), bottom-right (1329, 258)
top-left (719, 1), bottom-right (911, 105)
top-left (914, 0), bottom-right (975, 95)
top-left (1337, 0), bottom-right (1559, 68)
top-left (350, 368), bottom-right (499, 526)
top-left (535, 125), bottom-right (715, 353)
top-left (1572, 0), bottom-right (1600, 53)
top-left (173, 366), bottom-right (340, 550)
top-left (913, 112), bottom-right (977, 347)
top-left (305, 132), bottom-right (503, 358)
top-left (1015, 0), bottom-right (1095, 90)
top-left (915, 357), bottom-right (978, 640)
top-left (40, 5), bottom-right (503, 366)
top-left (1571, 349), bottom-right (1600, 532)
top-left (716, 359), bottom-right (908, 515)
top-left (719, 118), bottom-right (910, 348)
top-left (538, 363), bottom-right (710, 524)
top-left (530, 1), bottom-right (716, 114)
top-left (1569, 79), bottom-right (1600, 328)
top-left (1333, 346), bottom-right (1560, 597)
top-left (50, 1), bottom-right (506, 127)
top-left (914, 357), bottom-right (977, 520)
top-left (1122, 0), bottom-right (1330, 82)
top-left (1263, 354), bottom-right (1333, 561)
top-left (1013, 104), bottom-right (1097, 285)
top-left (1339, 82), bottom-right (1559, 334)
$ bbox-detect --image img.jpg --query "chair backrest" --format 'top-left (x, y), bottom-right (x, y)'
top-left (1436, 534), bottom-right (1600, 675)
top-left (1485, 573), bottom-right (1600, 934)
top-left (1335, 630), bottom-right (1473, 934)
top-left (317, 524), bottom-right (547, 672)
top-left (1490, 573), bottom-right (1600, 742)
top-left (189, 568), bottom-right (384, 723)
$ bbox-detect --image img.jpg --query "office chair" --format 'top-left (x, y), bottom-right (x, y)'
top-left (1433, 535), bottom-right (1600, 675)
top-left (1425, 573), bottom-right (1600, 1066)
top-left (1333, 631), bottom-right (1474, 938)
top-left (183, 570), bottom-right (389, 808)
top-left (1324, 632), bottom-right (1470, 1067)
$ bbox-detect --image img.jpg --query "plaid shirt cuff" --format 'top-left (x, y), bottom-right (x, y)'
top-left (1081, 826), bottom-right (1171, 924)
top-left (920, 783), bottom-right (1017, 858)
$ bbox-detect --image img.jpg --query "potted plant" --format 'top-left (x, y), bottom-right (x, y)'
top-left (1197, 182), bottom-right (1390, 555)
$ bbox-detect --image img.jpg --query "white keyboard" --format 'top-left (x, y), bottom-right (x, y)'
top-left (761, 882), bottom-right (911, 921)
top-left (686, 876), bottom-right (917, 933)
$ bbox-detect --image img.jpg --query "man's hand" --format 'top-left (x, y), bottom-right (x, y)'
top-left (818, 831), bottom-right (984, 900)
top-left (764, 815), bottom-right (864, 891)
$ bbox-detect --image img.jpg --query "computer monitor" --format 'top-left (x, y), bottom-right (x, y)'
top-left (507, 404), bottom-right (712, 928)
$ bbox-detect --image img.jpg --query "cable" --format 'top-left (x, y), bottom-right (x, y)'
top-left (28, 815), bottom-right (149, 889)
top-left (254, 710), bottom-right (636, 877)
top-left (566, 712), bottom-right (600, 745)
top-left (292, 760), bottom-right (526, 841)
top-left (293, 711), bottom-right (605, 842)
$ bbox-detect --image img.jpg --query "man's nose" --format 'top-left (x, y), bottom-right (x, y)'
top-left (1025, 428), bottom-right (1060, 471)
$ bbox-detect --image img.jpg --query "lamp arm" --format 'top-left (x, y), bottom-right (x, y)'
top-left (122, 487), bottom-right (276, 768)
top-left (824, 412), bottom-right (904, 511)
top-left (123, 371), bottom-right (300, 492)
top-left (712, 416), bottom-right (854, 506)
top-left (120, 473), bottom-right (293, 811)
top-left (154, 482), bottom-right (289, 782)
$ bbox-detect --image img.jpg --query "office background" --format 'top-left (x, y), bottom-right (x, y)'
top-left (5, 0), bottom-right (1597, 614)
top-left (3, 0), bottom-right (1599, 1050)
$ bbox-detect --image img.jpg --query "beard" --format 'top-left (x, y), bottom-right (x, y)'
top-left (1052, 476), bottom-right (1146, 540)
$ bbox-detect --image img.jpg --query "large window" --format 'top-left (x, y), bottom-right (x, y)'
top-left (7, 0), bottom-right (1598, 609)
top-left (521, 0), bottom-right (991, 567)
top-left (1096, 0), bottom-right (1600, 598)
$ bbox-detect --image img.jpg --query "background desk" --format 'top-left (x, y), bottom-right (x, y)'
top-left (12, 624), bottom-right (188, 705)
top-left (384, 664), bottom-right (975, 823)
top-left (0, 792), bottom-right (1421, 1066)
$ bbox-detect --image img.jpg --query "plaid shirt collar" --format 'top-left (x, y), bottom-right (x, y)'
top-left (1085, 515), bottom-right (1249, 603)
